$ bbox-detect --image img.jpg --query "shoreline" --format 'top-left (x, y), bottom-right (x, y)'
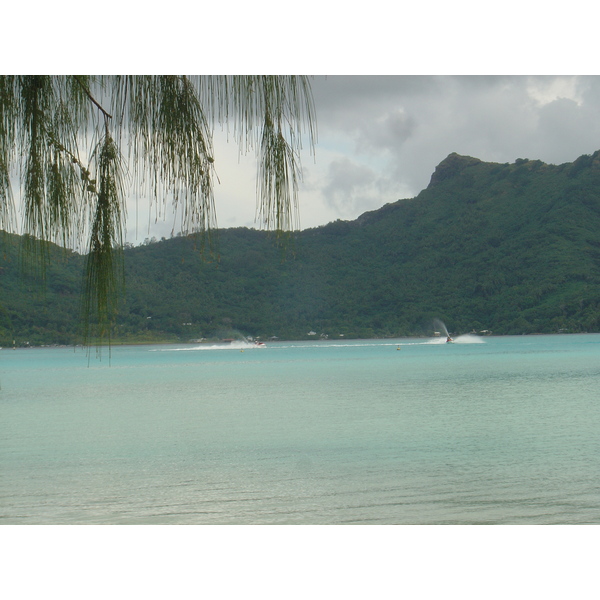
top-left (4, 330), bottom-right (597, 350)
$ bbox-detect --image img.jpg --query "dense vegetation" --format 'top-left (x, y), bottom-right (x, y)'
top-left (3, 150), bottom-right (600, 346)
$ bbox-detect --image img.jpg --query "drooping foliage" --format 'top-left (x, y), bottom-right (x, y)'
top-left (0, 75), bottom-right (316, 343)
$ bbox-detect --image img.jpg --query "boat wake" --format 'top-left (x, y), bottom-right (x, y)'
top-left (430, 319), bottom-right (485, 344)
top-left (154, 341), bottom-right (266, 352)
top-left (150, 335), bottom-right (485, 353)
top-left (425, 334), bottom-right (484, 344)
top-left (453, 334), bottom-right (485, 344)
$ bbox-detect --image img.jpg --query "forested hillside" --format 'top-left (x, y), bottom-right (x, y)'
top-left (3, 150), bottom-right (600, 345)
top-left (0, 233), bottom-right (83, 345)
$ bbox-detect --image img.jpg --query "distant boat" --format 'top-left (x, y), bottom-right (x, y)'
top-left (446, 336), bottom-right (454, 343)
top-left (254, 341), bottom-right (266, 347)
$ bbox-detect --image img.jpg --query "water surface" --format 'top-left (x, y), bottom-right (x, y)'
top-left (2, 334), bottom-right (599, 524)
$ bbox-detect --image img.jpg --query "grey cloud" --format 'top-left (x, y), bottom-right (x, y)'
top-left (322, 158), bottom-right (381, 215)
top-left (311, 75), bottom-right (600, 206)
top-left (130, 75), bottom-right (600, 237)
top-left (532, 97), bottom-right (600, 164)
top-left (356, 109), bottom-right (416, 154)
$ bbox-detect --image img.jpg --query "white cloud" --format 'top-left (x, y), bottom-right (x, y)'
top-left (322, 158), bottom-right (377, 214)
top-left (526, 76), bottom-right (584, 106)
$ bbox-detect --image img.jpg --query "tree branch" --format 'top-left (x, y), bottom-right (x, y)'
top-left (73, 76), bottom-right (113, 120)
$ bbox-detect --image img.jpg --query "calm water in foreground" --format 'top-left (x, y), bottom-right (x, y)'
top-left (2, 334), bottom-right (600, 524)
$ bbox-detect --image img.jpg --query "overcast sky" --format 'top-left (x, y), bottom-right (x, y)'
top-left (7, 5), bottom-right (600, 247)
top-left (136, 75), bottom-right (600, 242)
top-left (6, 75), bottom-right (600, 245)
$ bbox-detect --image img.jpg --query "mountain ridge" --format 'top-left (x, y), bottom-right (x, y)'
top-left (3, 150), bottom-right (600, 344)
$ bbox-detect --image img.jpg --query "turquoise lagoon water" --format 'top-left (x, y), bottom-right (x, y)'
top-left (2, 334), bottom-right (600, 524)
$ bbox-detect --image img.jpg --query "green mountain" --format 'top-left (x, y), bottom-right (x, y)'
top-left (3, 150), bottom-right (600, 345)
top-left (0, 233), bottom-right (84, 345)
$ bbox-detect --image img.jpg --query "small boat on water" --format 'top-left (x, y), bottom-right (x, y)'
top-left (446, 336), bottom-right (454, 343)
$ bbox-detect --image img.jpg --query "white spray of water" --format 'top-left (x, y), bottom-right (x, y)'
top-left (432, 318), bottom-right (450, 338)
top-left (431, 319), bottom-right (485, 344)
top-left (452, 334), bottom-right (485, 344)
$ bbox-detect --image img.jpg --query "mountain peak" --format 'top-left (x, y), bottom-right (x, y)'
top-left (428, 153), bottom-right (483, 187)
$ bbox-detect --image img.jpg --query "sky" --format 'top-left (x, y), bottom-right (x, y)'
top-left (6, 75), bottom-right (600, 244)
top-left (6, 4), bottom-right (600, 248)
top-left (179, 75), bottom-right (600, 244)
